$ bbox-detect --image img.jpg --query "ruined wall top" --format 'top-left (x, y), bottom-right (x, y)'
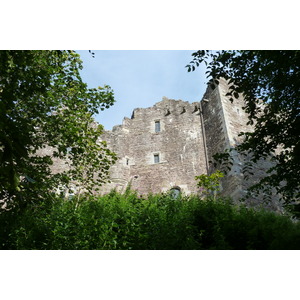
top-left (106, 98), bottom-right (201, 134)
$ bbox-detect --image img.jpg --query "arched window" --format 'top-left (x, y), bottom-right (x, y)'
top-left (170, 187), bottom-right (181, 199)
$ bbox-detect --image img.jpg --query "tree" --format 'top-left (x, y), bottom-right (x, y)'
top-left (0, 50), bottom-right (117, 207)
top-left (195, 170), bottom-right (224, 200)
top-left (186, 50), bottom-right (300, 204)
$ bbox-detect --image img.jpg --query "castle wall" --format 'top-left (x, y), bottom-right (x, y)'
top-left (100, 81), bottom-right (260, 200)
top-left (100, 98), bottom-right (207, 195)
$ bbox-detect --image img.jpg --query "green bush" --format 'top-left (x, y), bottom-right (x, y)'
top-left (1, 191), bottom-right (300, 249)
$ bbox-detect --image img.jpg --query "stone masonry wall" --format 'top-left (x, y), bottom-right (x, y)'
top-left (202, 78), bottom-right (279, 210)
top-left (202, 78), bottom-right (252, 201)
top-left (100, 98), bottom-right (207, 195)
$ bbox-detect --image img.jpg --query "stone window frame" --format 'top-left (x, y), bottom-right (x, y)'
top-left (125, 156), bottom-right (134, 166)
top-left (170, 186), bottom-right (181, 199)
top-left (153, 153), bottom-right (160, 164)
top-left (148, 151), bottom-right (165, 165)
top-left (152, 119), bottom-right (164, 134)
top-left (154, 120), bottom-right (161, 133)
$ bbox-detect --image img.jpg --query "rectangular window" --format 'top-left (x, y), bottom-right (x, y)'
top-left (154, 154), bottom-right (160, 164)
top-left (155, 120), bottom-right (160, 132)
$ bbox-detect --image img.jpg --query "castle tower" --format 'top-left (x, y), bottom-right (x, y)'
top-left (201, 78), bottom-right (277, 208)
top-left (201, 78), bottom-right (252, 200)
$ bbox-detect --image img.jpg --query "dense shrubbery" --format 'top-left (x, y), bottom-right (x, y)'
top-left (1, 190), bottom-right (300, 250)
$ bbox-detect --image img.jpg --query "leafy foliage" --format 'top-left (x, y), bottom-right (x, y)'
top-left (195, 170), bottom-right (224, 199)
top-left (1, 191), bottom-right (299, 250)
top-left (0, 50), bottom-right (117, 207)
top-left (186, 50), bottom-right (300, 204)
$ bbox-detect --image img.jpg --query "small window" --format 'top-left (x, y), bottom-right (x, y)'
top-left (155, 120), bottom-right (160, 132)
top-left (154, 154), bottom-right (160, 164)
top-left (170, 187), bottom-right (181, 199)
top-left (126, 158), bottom-right (129, 165)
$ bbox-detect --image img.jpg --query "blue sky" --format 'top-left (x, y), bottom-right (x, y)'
top-left (77, 50), bottom-right (207, 130)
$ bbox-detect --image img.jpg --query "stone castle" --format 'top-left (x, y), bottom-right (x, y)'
top-left (100, 78), bottom-right (274, 206)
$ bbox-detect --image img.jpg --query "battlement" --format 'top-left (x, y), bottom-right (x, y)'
top-left (107, 98), bottom-right (201, 134)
